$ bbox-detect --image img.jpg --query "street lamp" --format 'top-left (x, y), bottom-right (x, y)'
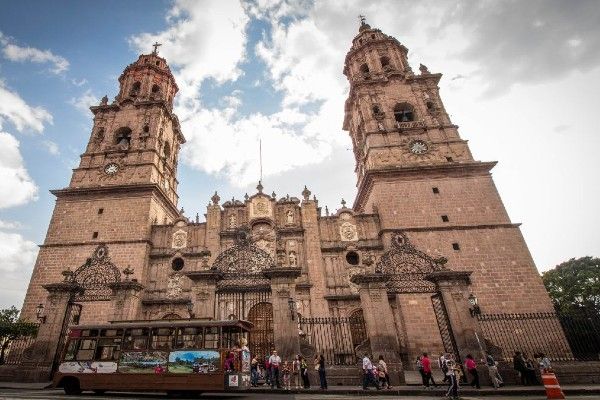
top-left (468, 293), bottom-right (481, 317)
top-left (35, 303), bottom-right (46, 324)
top-left (287, 297), bottom-right (297, 321)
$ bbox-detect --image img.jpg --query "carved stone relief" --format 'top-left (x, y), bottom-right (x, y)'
top-left (171, 229), bottom-right (187, 249)
top-left (249, 196), bottom-right (272, 219)
top-left (166, 274), bottom-right (184, 298)
top-left (339, 222), bottom-right (359, 242)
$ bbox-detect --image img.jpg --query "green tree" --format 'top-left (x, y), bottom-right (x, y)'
top-left (542, 256), bottom-right (600, 315)
top-left (0, 306), bottom-right (39, 365)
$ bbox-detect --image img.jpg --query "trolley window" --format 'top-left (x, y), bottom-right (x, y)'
top-left (204, 326), bottom-right (219, 349)
top-left (151, 327), bottom-right (175, 350)
top-left (174, 327), bottom-right (202, 349)
top-left (123, 328), bottom-right (149, 350)
top-left (76, 339), bottom-right (97, 360)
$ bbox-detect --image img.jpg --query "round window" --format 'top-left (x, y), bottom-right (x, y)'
top-left (171, 257), bottom-right (184, 271)
top-left (346, 251), bottom-right (360, 266)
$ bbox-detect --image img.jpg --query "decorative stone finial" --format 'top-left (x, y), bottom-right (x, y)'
top-left (271, 191), bottom-right (276, 199)
top-left (195, 213), bottom-right (200, 223)
top-left (302, 185), bottom-right (311, 201)
top-left (256, 180), bottom-right (264, 193)
top-left (358, 14), bottom-right (371, 31)
top-left (341, 198), bottom-right (347, 208)
top-left (325, 206), bottom-right (329, 216)
top-left (100, 95), bottom-right (108, 105)
top-left (180, 207), bottom-right (185, 215)
top-left (211, 191), bottom-right (220, 205)
top-left (244, 193), bottom-right (249, 201)
top-left (419, 63), bottom-right (430, 75)
top-left (123, 265), bottom-right (134, 281)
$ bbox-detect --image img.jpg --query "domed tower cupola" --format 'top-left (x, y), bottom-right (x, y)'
top-left (116, 43), bottom-right (179, 110)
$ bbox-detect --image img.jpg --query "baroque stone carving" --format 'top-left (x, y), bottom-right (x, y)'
top-left (73, 244), bottom-right (121, 301)
top-left (171, 229), bottom-right (187, 249)
top-left (249, 196), bottom-right (272, 219)
top-left (339, 221), bottom-right (359, 242)
top-left (375, 232), bottom-right (447, 293)
top-left (166, 274), bottom-right (184, 298)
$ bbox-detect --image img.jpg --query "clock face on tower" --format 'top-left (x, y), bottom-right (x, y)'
top-left (409, 140), bottom-right (429, 154)
top-left (104, 163), bottom-right (119, 175)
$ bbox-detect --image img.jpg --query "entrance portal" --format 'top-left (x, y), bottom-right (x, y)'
top-left (247, 302), bottom-right (274, 359)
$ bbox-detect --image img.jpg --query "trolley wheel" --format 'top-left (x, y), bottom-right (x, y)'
top-left (92, 390), bottom-right (106, 394)
top-left (63, 377), bottom-right (82, 395)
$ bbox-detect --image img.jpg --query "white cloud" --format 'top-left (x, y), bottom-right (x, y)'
top-left (0, 131), bottom-right (38, 208)
top-left (0, 32), bottom-right (69, 74)
top-left (68, 89), bottom-right (98, 115)
top-left (0, 230), bottom-right (38, 308)
top-left (129, 0), bottom-right (249, 110)
top-left (0, 80), bottom-right (53, 133)
top-left (42, 139), bottom-right (60, 155)
top-left (0, 219), bottom-right (23, 230)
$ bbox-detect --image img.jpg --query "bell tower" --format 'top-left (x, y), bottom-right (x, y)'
top-left (19, 47), bottom-right (185, 323)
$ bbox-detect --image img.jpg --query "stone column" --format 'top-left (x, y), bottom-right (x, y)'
top-left (185, 270), bottom-right (222, 319)
top-left (108, 280), bottom-right (144, 321)
top-left (264, 267), bottom-right (301, 361)
top-left (425, 270), bottom-right (486, 361)
top-left (351, 273), bottom-right (404, 384)
top-left (17, 280), bottom-right (83, 382)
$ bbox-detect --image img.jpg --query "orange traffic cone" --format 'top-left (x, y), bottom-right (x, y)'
top-left (541, 372), bottom-right (565, 400)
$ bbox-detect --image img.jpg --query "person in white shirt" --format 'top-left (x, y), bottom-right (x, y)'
top-left (361, 354), bottom-right (380, 390)
top-left (268, 350), bottom-right (282, 388)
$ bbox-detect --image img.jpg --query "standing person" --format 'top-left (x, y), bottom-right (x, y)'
top-left (438, 353), bottom-right (449, 383)
top-left (299, 355), bottom-right (310, 388)
top-left (421, 352), bottom-right (436, 388)
top-left (537, 352), bottom-right (552, 373)
top-left (264, 355), bottom-right (271, 386)
top-left (282, 361), bottom-right (291, 390)
top-left (524, 354), bottom-right (539, 385)
top-left (378, 355), bottom-right (392, 389)
top-left (464, 354), bottom-right (480, 389)
top-left (416, 355), bottom-right (426, 388)
top-left (315, 354), bottom-right (327, 389)
top-left (445, 354), bottom-right (460, 400)
top-left (268, 350), bottom-right (282, 389)
top-left (485, 353), bottom-right (502, 389)
top-left (362, 353), bottom-right (380, 390)
top-left (293, 354), bottom-right (301, 389)
top-left (250, 355), bottom-right (259, 387)
top-left (513, 351), bottom-right (527, 385)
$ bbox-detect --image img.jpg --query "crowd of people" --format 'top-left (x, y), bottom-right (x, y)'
top-left (237, 347), bottom-right (551, 394)
top-left (247, 351), bottom-right (327, 390)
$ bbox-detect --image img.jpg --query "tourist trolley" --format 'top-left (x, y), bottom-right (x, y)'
top-left (52, 319), bottom-right (253, 395)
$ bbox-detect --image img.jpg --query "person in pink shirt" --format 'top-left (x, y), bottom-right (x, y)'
top-left (464, 354), bottom-right (480, 389)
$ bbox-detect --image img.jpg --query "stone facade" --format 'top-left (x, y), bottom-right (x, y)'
top-left (11, 21), bottom-right (562, 383)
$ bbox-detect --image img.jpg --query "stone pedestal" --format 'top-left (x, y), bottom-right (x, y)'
top-left (264, 267), bottom-right (301, 361)
top-left (426, 270), bottom-right (486, 361)
top-left (351, 273), bottom-right (404, 384)
top-left (185, 270), bottom-right (222, 319)
top-left (109, 280), bottom-right (144, 321)
top-left (17, 281), bottom-right (83, 382)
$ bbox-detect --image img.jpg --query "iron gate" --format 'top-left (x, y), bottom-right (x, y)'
top-left (431, 293), bottom-right (459, 360)
top-left (247, 302), bottom-right (274, 359)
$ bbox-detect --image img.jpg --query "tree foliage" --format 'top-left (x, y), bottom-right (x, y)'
top-left (0, 306), bottom-right (39, 365)
top-left (542, 256), bottom-right (600, 315)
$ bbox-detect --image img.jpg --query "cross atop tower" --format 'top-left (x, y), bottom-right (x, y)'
top-left (152, 41), bottom-right (162, 55)
top-left (358, 14), bottom-right (366, 25)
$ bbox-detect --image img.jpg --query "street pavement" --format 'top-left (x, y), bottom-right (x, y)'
top-left (1, 389), bottom-right (600, 400)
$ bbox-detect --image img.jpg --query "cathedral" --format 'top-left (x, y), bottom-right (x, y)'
top-left (10, 20), bottom-right (563, 383)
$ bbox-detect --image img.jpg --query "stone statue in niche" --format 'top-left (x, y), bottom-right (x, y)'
top-left (289, 251), bottom-right (298, 267)
top-left (229, 213), bottom-right (236, 228)
top-left (286, 209), bottom-right (294, 224)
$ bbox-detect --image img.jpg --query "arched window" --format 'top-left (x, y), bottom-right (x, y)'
top-left (359, 63), bottom-right (370, 78)
top-left (130, 81), bottom-right (141, 95)
top-left (115, 127), bottom-right (132, 148)
top-left (372, 105), bottom-right (382, 115)
top-left (394, 103), bottom-right (415, 122)
top-left (426, 101), bottom-right (435, 111)
top-left (151, 84), bottom-right (160, 94)
top-left (380, 56), bottom-right (391, 69)
top-left (96, 127), bottom-right (105, 141)
top-left (163, 142), bottom-right (171, 158)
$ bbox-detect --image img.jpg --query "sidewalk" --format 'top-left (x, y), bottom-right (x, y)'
top-left (1, 381), bottom-right (600, 396)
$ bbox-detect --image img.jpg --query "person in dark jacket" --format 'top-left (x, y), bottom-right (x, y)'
top-left (513, 351), bottom-right (527, 385)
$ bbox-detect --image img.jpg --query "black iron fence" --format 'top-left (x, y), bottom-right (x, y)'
top-left (477, 312), bottom-right (600, 361)
top-left (298, 316), bottom-right (367, 366)
top-left (1, 335), bottom-right (37, 365)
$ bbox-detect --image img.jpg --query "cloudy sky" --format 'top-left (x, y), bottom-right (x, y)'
top-left (0, 0), bottom-right (598, 309)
